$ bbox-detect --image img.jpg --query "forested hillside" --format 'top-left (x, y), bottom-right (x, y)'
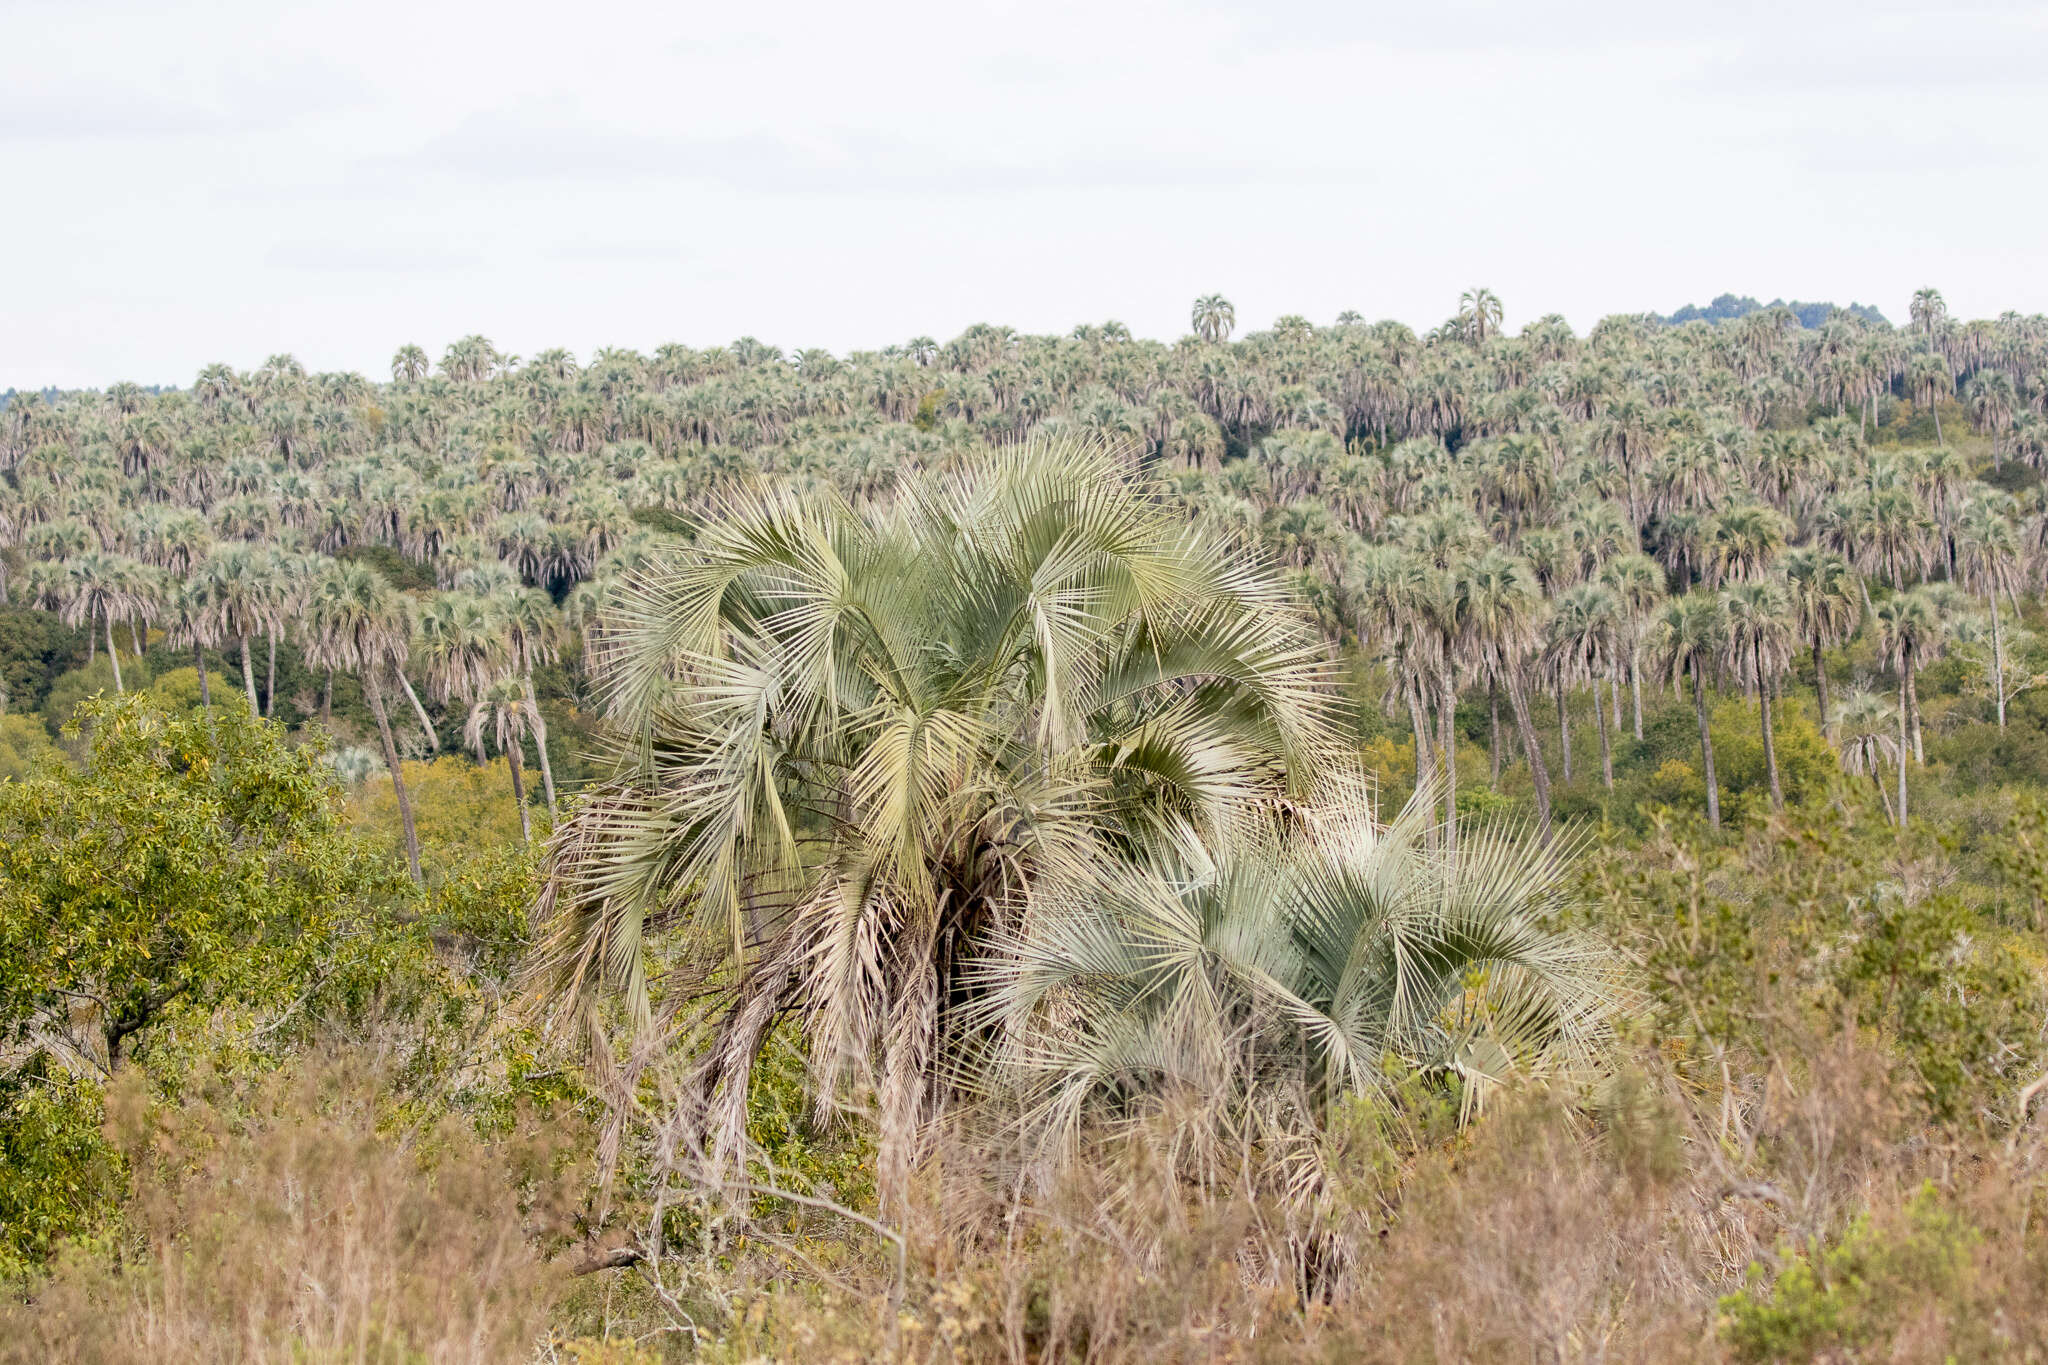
top-left (7, 288), bottom-right (2048, 1362)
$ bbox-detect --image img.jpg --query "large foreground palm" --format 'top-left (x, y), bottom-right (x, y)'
top-left (536, 437), bottom-right (1345, 1197)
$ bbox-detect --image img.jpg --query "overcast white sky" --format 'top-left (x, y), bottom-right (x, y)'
top-left (6, 0), bottom-right (2046, 389)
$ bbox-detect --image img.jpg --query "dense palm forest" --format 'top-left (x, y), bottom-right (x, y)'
top-left (7, 289), bottom-right (2048, 1362)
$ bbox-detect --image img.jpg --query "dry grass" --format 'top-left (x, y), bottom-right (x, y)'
top-left (0, 1061), bottom-right (591, 1365)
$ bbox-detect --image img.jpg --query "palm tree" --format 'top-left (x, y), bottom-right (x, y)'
top-left (195, 544), bottom-right (278, 712)
top-left (305, 560), bottom-right (423, 881)
top-left (1598, 553), bottom-right (1664, 741)
top-left (1652, 591), bottom-right (1728, 829)
top-left (1458, 287), bottom-right (1504, 343)
top-left (1956, 496), bottom-right (2023, 728)
top-left (1909, 287), bottom-right (1947, 339)
top-left (1458, 549), bottom-right (1553, 838)
top-left (465, 677), bottom-right (541, 845)
top-left (1546, 582), bottom-right (1621, 789)
top-left (414, 590), bottom-right (504, 759)
top-left (1833, 690), bottom-right (1903, 823)
top-left (1782, 547), bottom-right (1860, 729)
top-left (1874, 589), bottom-right (1940, 767)
top-left (499, 586), bottom-right (565, 816)
top-left (1722, 578), bottom-right (1795, 811)
top-left (1906, 351), bottom-right (1953, 444)
top-left (163, 576), bottom-right (222, 716)
top-left (391, 344), bottom-right (429, 384)
top-left (535, 438), bottom-right (1344, 1207)
top-left (58, 551), bottom-right (142, 694)
top-left (1191, 294), bottom-right (1236, 344)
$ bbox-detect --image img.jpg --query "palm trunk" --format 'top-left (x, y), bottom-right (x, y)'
top-left (1932, 402), bottom-right (1943, 446)
top-left (239, 634), bottom-right (258, 711)
top-left (1629, 649), bottom-right (1644, 741)
top-left (1610, 673), bottom-right (1623, 735)
top-left (365, 663), bottom-right (422, 882)
top-left (1896, 674), bottom-right (1910, 825)
top-left (1505, 670), bottom-right (1553, 840)
top-left (508, 739), bottom-right (531, 845)
top-left (193, 643), bottom-right (210, 708)
top-left (105, 614), bottom-right (124, 694)
top-left (1905, 655), bottom-right (1924, 764)
top-left (1407, 679), bottom-right (1438, 842)
top-left (128, 617), bottom-right (145, 659)
top-left (396, 670), bottom-right (440, 751)
top-left (1488, 685), bottom-right (1502, 783)
top-left (524, 675), bottom-right (558, 816)
top-left (1595, 675), bottom-right (1614, 789)
top-left (1991, 592), bottom-right (2008, 728)
top-left (1692, 665), bottom-right (1720, 830)
top-left (1760, 671), bottom-right (1783, 813)
top-left (1555, 678), bottom-right (1572, 782)
top-left (322, 668), bottom-right (334, 726)
top-left (263, 631), bottom-right (277, 717)
top-left (1439, 671), bottom-right (1459, 851)
top-left (1812, 635), bottom-right (1831, 733)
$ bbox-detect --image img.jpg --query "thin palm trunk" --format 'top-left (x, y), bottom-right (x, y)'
top-left (1991, 592), bottom-right (2008, 728)
top-left (322, 668), bottom-right (334, 726)
top-left (105, 614), bottom-right (124, 694)
top-left (1438, 671), bottom-right (1459, 851)
top-left (1594, 676), bottom-right (1613, 789)
top-left (1629, 648), bottom-right (1644, 741)
top-left (1692, 664), bottom-right (1721, 830)
top-left (508, 738), bottom-right (531, 845)
top-left (263, 631), bottom-right (277, 717)
top-left (1811, 635), bottom-right (1831, 733)
top-left (524, 675), bottom-right (558, 815)
top-left (1406, 678), bottom-right (1438, 847)
top-left (1555, 678), bottom-right (1572, 783)
top-left (1904, 651), bottom-right (1924, 764)
top-left (1897, 674), bottom-right (1911, 824)
top-left (1759, 667), bottom-right (1783, 812)
top-left (193, 643), bottom-right (211, 708)
top-left (1488, 685), bottom-right (1502, 783)
top-left (396, 670), bottom-right (440, 751)
top-left (239, 633), bottom-right (258, 711)
top-left (1505, 669), bottom-right (1553, 840)
top-left (1932, 401), bottom-right (1943, 445)
top-left (365, 663), bottom-right (422, 882)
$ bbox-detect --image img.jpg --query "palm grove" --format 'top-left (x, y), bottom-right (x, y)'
top-left (5, 287), bottom-right (2048, 1359)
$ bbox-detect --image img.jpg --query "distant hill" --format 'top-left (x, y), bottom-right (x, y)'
top-left (1659, 293), bottom-right (1889, 329)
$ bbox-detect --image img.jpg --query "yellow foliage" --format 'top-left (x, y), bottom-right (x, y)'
top-left (352, 754), bottom-right (539, 863)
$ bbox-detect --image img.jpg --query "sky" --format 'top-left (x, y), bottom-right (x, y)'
top-left (5, 0), bottom-right (2047, 389)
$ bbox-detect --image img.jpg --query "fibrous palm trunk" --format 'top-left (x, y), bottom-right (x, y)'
top-left (1594, 676), bottom-right (1613, 789)
top-left (105, 614), bottom-right (124, 694)
top-left (397, 671), bottom-right (440, 751)
top-left (1555, 678), bottom-right (1572, 783)
top-left (1905, 652), bottom-right (1924, 764)
top-left (1692, 665), bottom-right (1720, 830)
top-left (1504, 669), bottom-right (1553, 840)
top-left (508, 737), bottom-right (531, 845)
top-left (1438, 670), bottom-right (1459, 851)
top-left (365, 663), bottom-right (422, 882)
top-left (240, 634), bottom-right (258, 711)
top-left (1811, 636), bottom-right (1831, 733)
top-left (1991, 594), bottom-right (2007, 729)
top-left (524, 675), bottom-right (558, 815)
top-left (1759, 672), bottom-right (1783, 813)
